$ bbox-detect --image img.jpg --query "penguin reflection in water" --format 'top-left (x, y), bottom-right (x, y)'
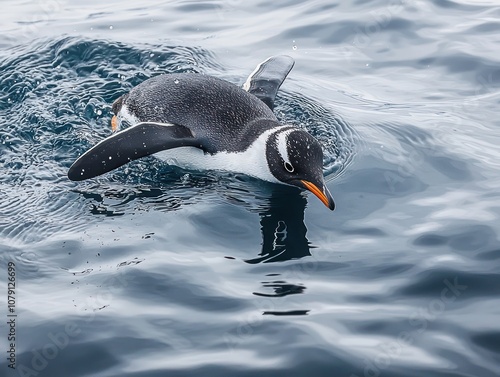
top-left (68, 56), bottom-right (335, 210)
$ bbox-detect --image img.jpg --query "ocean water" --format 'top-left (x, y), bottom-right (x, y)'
top-left (1, 1), bottom-right (500, 376)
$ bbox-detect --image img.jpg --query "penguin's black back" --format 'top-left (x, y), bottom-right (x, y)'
top-left (118, 73), bottom-right (279, 153)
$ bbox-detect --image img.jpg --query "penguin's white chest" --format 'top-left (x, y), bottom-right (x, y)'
top-left (117, 110), bottom-right (283, 183)
top-left (154, 129), bottom-right (280, 183)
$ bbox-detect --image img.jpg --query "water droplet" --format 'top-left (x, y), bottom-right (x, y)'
top-left (108, 156), bottom-right (112, 160)
top-left (150, 53), bottom-right (155, 57)
top-left (174, 79), bottom-right (179, 84)
top-left (292, 45), bottom-right (297, 51)
top-left (109, 25), bottom-right (113, 30)
top-left (97, 109), bottom-right (102, 116)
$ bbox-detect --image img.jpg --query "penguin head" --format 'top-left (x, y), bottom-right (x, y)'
top-left (266, 128), bottom-right (335, 210)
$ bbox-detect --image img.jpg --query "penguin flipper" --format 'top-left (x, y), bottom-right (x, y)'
top-left (68, 122), bottom-right (199, 181)
top-left (243, 55), bottom-right (295, 110)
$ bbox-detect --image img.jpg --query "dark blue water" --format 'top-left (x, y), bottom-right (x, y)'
top-left (1, 1), bottom-right (500, 377)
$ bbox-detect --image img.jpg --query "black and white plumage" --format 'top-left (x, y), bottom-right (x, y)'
top-left (68, 56), bottom-right (335, 210)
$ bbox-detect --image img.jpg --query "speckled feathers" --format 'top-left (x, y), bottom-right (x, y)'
top-left (115, 74), bottom-right (278, 153)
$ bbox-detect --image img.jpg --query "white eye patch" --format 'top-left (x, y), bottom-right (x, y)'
top-left (276, 129), bottom-right (293, 166)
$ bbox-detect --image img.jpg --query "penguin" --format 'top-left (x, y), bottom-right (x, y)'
top-left (68, 56), bottom-right (335, 210)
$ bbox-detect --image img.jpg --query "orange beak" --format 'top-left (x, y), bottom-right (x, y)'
top-left (301, 180), bottom-right (335, 210)
top-left (111, 115), bottom-right (118, 132)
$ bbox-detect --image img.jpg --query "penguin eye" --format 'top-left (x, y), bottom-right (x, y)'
top-left (284, 161), bottom-right (295, 173)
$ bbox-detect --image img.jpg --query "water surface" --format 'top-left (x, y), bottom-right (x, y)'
top-left (1, 1), bottom-right (500, 377)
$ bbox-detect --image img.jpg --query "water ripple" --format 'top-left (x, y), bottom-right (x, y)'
top-left (0, 36), bottom-right (356, 244)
